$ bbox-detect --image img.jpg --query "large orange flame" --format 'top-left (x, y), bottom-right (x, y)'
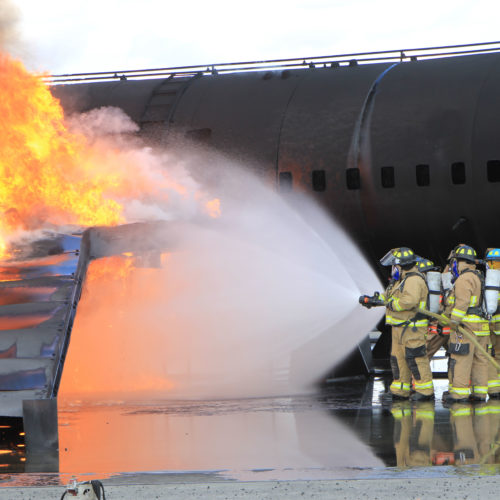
top-left (0, 53), bottom-right (124, 253)
top-left (0, 52), bottom-right (221, 259)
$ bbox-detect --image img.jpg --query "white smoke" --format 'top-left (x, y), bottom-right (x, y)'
top-left (66, 106), bottom-right (214, 223)
top-left (0, 0), bottom-right (19, 52)
top-left (67, 106), bottom-right (139, 139)
top-left (61, 144), bottom-right (384, 399)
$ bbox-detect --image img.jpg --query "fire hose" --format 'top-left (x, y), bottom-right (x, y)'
top-left (416, 308), bottom-right (500, 372)
top-left (359, 294), bottom-right (500, 372)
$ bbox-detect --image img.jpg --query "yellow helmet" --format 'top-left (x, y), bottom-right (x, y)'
top-left (415, 256), bottom-right (439, 273)
top-left (452, 244), bottom-right (477, 263)
top-left (380, 247), bottom-right (416, 266)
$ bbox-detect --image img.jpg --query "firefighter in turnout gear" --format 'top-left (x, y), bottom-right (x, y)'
top-left (412, 257), bottom-right (449, 360)
top-left (361, 247), bottom-right (434, 401)
top-left (443, 245), bottom-right (490, 403)
top-left (485, 248), bottom-right (500, 399)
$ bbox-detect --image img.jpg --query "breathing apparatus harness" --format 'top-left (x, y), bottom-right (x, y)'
top-left (450, 267), bottom-right (489, 319)
top-left (388, 271), bottom-right (429, 339)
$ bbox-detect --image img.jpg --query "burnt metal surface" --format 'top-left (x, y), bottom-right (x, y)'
top-left (0, 233), bottom-right (87, 417)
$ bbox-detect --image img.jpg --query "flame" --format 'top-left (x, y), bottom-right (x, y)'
top-left (0, 52), bottom-right (222, 260)
top-left (205, 198), bottom-right (221, 218)
top-left (0, 53), bottom-right (124, 256)
top-left (86, 255), bottom-right (135, 285)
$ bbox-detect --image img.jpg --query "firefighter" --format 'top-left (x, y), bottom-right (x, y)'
top-left (443, 245), bottom-right (490, 404)
top-left (413, 257), bottom-right (449, 360)
top-left (485, 248), bottom-right (500, 399)
top-left (360, 247), bottom-right (434, 401)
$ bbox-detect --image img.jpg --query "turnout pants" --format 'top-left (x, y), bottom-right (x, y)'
top-left (448, 327), bottom-right (489, 400)
top-left (488, 332), bottom-right (500, 395)
top-left (390, 325), bottom-right (434, 397)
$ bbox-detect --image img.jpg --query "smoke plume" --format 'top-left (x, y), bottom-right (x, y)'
top-left (0, 0), bottom-right (23, 58)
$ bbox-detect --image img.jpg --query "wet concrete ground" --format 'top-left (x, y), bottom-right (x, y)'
top-left (0, 377), bottom-right (500, 497)
top-left (3, 377), bottom-right (500, 478)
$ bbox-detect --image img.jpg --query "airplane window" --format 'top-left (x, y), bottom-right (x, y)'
top-left (346, 168), bottom-right (361, 190)
top-left (279, 172), bottom-right (293, 191)
top-left (487, 160), bottom-right (500, 182)
top-left (416, 164), bottom-right (430, 186)
top-left (312, 170), bottom-right (326, 191)
top-left (451, 162), bottom-right (466, 184)
top-left (381, 166), bottom-right (395, 188)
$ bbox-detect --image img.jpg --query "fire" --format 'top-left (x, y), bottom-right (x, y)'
top-left (0, 52), bottom-right (221, 260)
top-left (0, 53), bottom-right (124, 255)
top-left (205, 198), bottom-right (221, 218)
top-left (86, 255), bottom-right (136, 285)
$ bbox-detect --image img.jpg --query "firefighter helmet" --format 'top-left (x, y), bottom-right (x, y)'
top-left (485, 248), bottom-right (500, 261)
top-left (380, 247), bottom-right (416, 266)
top-left (452, 244), bottom-right (477, 263)
top-left (415, 256), bottom-right (439, 273)
top-left (485, 248), bottom-right (500, 270)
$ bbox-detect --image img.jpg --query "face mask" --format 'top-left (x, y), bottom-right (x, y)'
top-left (391, 265), bottom-right (400, 281)
top-left (451, 259), bottom-right (459, 279)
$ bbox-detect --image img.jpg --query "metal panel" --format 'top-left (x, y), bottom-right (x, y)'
top-left (277, 63), bottom-right (392, 255)
top-left (51, 79), bottom-right (161, 123)
top-left (367, 53), bottom-right (500, 264)
top-left (168, 70), bottom-right (305, 178)
top-left (0, 235), bottom-right (85, 416)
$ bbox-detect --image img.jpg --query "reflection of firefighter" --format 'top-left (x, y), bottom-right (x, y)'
top-left (443, 245), bottom-right (490, 403)
top-left (432, 401), bottom-right (500, 466)
top-left (391, 401), bottom-right (434, 467)
top-left (485, 248), bottom-right (500, 399)
top-left (481, 400), bottom-right (500, 464)
top-left (449, 403), bottom-right (478, 464)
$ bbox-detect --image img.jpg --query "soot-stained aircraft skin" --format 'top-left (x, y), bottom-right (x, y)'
top-left (52, 52), bottom-right (500, 272)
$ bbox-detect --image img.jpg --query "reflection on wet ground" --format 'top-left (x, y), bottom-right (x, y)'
top-left (0, 375), bottom-right (498, 487)
top-left (1, 375), bottom-right (500, 485)
top-left (45, 378), bottom-right (500, 481)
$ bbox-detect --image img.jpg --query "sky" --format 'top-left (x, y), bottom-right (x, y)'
top-left (4, 0), bottom-right (500, 75)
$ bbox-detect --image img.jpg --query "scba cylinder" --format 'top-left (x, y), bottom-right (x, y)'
top-left (485, 269), bottom-right (500, 315)
top-left (426, 271), bottom-right (442, 313)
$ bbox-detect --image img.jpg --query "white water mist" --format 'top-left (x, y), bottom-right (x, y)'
top-left (62, 146), bottom-right (383, 399)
